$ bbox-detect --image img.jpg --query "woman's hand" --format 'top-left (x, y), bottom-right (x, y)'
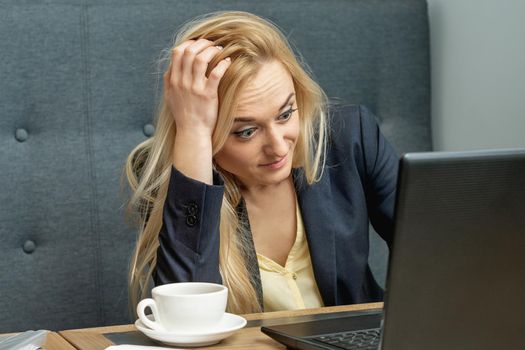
top-left (165, 39), bottom-right (231, 184)
top-left (164, 39), bottom-right (231, 137)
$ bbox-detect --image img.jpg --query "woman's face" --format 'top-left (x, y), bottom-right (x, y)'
top-left (214, 60), bottom-right (300, 189)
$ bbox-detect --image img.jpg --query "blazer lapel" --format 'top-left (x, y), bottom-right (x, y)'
top-left (294, 168), bottom-right (337, 306)
top-left (236, 199), bottom-right (264, 309)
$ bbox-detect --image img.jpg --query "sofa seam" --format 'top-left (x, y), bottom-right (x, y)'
top-left (80, 1), bottom-right (103, 326)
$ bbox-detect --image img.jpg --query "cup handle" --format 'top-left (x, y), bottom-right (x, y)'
top-left (137, 298), bottom-right (165, 332)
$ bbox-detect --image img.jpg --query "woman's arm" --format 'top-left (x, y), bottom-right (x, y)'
top-left (359, 106), bottom-right (399, 247)
top-left (154, 39), bottom-right (231, 285)
top-left (154, 166), bottom-right (224, 285)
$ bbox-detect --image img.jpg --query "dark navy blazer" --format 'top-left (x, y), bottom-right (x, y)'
top-left (154, 105), bottom-right (399, 307)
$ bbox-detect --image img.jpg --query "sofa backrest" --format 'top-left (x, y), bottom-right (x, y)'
top-left (0, 0), bottom-right (431, 332)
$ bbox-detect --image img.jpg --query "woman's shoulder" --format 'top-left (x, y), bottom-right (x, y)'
top-left (327, 104), bottom-right (382, 150)
top-left (324, 104), bottom-right (398, 181)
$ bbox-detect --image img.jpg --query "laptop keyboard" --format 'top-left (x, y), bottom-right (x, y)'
top-left (311, 328), bottom-right (381, 350)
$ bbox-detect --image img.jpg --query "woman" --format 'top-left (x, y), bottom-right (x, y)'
top-left (126, 11), bottom-right (398, 314)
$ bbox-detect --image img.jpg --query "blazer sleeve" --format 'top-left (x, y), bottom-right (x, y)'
top-left (358, 105), bottom-right (399, 247)
top-left (153, 166), bottom-right (224, 286)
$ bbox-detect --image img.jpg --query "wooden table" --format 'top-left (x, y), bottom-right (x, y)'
top-left (44, 332), bottom-right (78, 350)
top-left (60, 302), bottom-right (382, 349)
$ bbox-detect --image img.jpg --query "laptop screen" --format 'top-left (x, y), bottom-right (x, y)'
top-left (382, 149), bottom-right (525, 350)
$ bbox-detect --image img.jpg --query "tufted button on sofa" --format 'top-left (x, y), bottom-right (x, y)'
top-left (22, 240), bottom-right (36, 254)
top-left (15, 128), bottom-right (29, 142)
top-left (143, 124), bottom-right (155, 137)
top-left (0, 0), bottom-right (431, 333)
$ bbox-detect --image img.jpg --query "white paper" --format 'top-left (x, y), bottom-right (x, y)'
top-left (0, 330), bottom-right (48, 350)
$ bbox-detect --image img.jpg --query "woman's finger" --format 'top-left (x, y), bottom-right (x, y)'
top-left (206, 57), bottom-right (232, 93)
top-left (181, 39), bottom-right (215, 89)
top-left (163, 62), bottom-right (172, 94)
top-left (192, 45), bottom-right (222, 90)
top-left (170, 40), bottom-right (195, 86)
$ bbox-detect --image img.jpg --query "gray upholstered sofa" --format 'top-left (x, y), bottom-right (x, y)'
top-left (0, 0), bottom-right (431, 332)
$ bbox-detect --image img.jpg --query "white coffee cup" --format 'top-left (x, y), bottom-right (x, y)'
top-left (137, 282), bottom-right (228, 333)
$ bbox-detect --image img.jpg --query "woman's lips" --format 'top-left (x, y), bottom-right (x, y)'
top-left (260, 154), bottom-right (288, 170)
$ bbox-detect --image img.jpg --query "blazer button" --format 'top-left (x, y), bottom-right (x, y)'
top-left (186, 215), bottom-right (198, 227)
top-left (186, 202), bottom-right (199, 216)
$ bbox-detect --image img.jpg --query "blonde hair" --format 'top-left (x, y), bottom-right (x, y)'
top-left (126, 11), bottom-right (329, 315)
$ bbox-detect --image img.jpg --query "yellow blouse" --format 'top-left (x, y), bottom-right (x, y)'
top-left (257, 199), bottom-right (324, 312)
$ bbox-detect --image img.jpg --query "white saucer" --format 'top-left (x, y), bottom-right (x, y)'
top-left (134, 313), bottom-right (247, 347)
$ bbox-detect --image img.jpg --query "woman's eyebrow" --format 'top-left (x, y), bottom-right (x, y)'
top-left (278, 92), bottom-right (295, 110)
top-left (233, 92), bottom-right (295, 122)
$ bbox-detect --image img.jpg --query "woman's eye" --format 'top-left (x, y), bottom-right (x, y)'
top-left (278, 107), bottom-right (297, 121)
top-left (233, 128), bottom-right (257, 139)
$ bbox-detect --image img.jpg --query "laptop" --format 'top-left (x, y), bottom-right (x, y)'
top-left (262, 148), bottom-right (525, 350)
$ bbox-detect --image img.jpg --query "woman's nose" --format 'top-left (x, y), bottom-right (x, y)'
top-left (263, 127), bottom-right (288, 157)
